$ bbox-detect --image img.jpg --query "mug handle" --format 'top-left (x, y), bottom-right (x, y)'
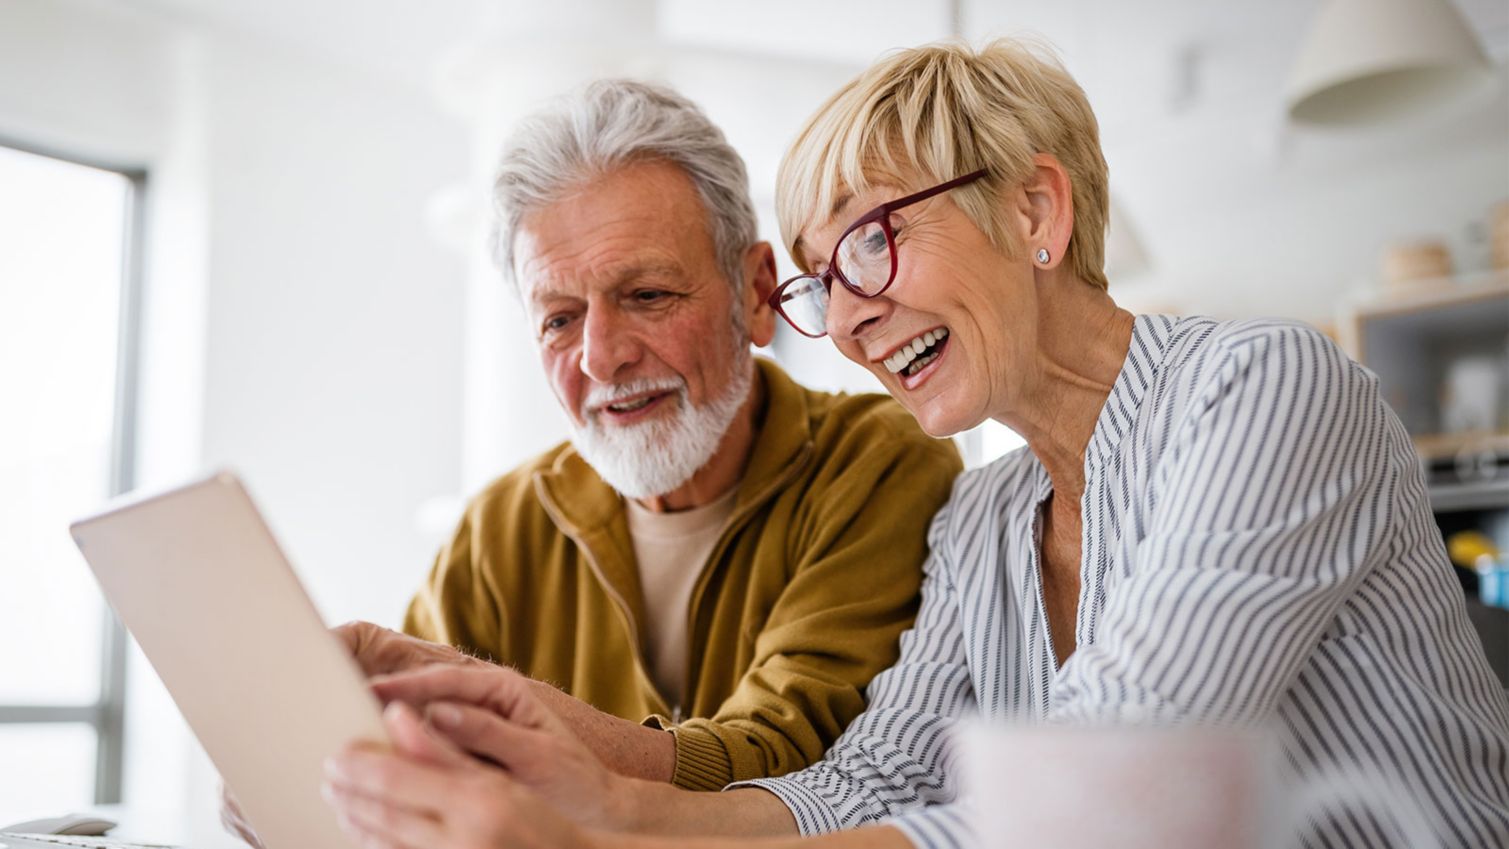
top-left (1278, 766), bottom-right (1439, 849)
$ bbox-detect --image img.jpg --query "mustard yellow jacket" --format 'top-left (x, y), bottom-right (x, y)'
top-left (404, 358), bottom-right (961, 790)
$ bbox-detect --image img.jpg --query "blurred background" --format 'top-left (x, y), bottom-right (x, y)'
top-left (1, 0), bottom-right (1506, 843)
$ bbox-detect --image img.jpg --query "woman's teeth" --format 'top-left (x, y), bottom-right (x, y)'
top-left (883, 328), bottom-right (949, 376)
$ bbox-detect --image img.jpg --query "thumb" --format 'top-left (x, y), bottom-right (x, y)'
top-left (381, 700), bottom-right (471, 768)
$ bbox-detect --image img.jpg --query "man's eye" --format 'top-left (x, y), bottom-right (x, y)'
top-left (633, 290), bottom-right (669, 304)
top-left (542, 315), bottom-right (572, 333)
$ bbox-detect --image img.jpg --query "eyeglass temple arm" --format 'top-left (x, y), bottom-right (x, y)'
top-left (878, 168), bottom-right (991, 214)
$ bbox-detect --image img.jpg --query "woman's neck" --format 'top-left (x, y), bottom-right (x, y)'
top-left (996, 278), bottom-right (1135, 497)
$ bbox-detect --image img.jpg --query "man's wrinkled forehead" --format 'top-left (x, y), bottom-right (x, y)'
top-left (512, 162), bottom-right (712, 302)
top-left (520, 252), bottom-right (686, 307)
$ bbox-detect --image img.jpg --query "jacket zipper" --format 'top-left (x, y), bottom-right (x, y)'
top-left (677, 442), bottom-right (814, 722)
top-left (536, 486), bottom-right (673, 718)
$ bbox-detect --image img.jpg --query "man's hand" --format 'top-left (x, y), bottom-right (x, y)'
top-left (366, 663), bottom-right (639, 830)
top-left (336, 623), bottom-right (676, 783)
top-left (333, 620), bottom-right (482, 677)
top-left (324, 700), bottom-right (604, 849)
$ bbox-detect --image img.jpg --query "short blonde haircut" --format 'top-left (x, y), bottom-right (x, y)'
top-left (777, 39), bottom-right (1110, 290)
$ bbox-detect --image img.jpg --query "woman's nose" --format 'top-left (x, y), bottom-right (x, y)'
top-left (824, 280), bottom-right (889, 341)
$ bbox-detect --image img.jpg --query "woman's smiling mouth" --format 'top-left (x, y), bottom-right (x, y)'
top-left (882, 327), bottom-right (950, 378)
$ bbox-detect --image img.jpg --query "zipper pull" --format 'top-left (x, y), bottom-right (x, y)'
top-left (671, 705), bottom-right (683, 724)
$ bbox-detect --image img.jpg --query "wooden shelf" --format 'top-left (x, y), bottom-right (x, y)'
top-left (1338, 272), bottom-right (1508, 442)
top-left (1430, 479), bottom-right (1509, 513)
top-left (1348, 271), bottom-right (1509, 322)
top-left (1414, 431), bottom-right (1509, 461)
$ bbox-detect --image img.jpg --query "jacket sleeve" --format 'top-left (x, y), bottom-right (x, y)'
top-left (732, 492), bottom-right (979, 849)
top-left (402, 503), bottom-right (507, 665)
top-left (664, 420), bottom-right (963, 790)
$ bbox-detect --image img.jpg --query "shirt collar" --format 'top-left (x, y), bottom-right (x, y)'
top-left (1084, 314), bottom-right (1178, 470)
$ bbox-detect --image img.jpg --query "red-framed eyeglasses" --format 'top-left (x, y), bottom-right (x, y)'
top-left (767, 168), bottom-right (989, 338)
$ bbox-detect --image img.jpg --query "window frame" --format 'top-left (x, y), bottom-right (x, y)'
top-left (0, 136), bottom-right (147, 805)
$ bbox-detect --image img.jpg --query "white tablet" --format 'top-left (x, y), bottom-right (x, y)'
top-left (70, 471), bottom-right (388, 849)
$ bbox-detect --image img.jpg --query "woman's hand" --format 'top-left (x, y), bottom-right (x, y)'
top-left (325, 700), bottom-right (603, 849)
top-left (217, 781), bottom-right (264, 848)
top-left (366, 663), bottom-right (639, 830)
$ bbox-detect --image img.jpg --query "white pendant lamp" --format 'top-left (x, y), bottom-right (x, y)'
top-left (1286, 0), bottom-right (1494, 126)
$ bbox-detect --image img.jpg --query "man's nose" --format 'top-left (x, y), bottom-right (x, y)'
top-left (825, 281), bottom-right (889, 342)
top-left (579, 307), bottom-right (640, 383)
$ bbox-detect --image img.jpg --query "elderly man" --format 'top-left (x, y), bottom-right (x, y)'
top-left (336, 79), bottom-right (961, 794)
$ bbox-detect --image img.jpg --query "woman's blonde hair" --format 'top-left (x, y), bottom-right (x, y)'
top-left (776, 39), bottom-right (1110, 290)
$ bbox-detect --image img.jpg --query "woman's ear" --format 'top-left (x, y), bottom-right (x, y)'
top-left (1016, 152), bottom-right (1074, 270)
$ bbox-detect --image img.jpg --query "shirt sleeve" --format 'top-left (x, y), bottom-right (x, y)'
top-left (1051, 324), bottom-right (1403, 724)
top-left (732, 497), bottom-right (979, 849)
top-left (665, 431), bottom-right (962, 790)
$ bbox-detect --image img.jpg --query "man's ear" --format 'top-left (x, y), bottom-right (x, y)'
top-left (1014, 152), bottom-right (1074, 271)
top-left (742, 242), bottom-right (779, 348)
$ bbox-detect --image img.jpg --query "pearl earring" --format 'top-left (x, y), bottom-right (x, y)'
top-left (1035, 248), bottom-right (1051, 265)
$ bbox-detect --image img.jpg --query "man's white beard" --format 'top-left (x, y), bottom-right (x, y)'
top-left (569, 350), bottom-right (753, 500)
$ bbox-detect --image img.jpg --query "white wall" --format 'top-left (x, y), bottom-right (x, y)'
top-left (194, 31), bottom-right (468, 627)
top-left (0, 1), bottom-right (469, 842)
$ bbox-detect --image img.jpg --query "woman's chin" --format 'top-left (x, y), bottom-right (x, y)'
top-left (907, 397), bottom-right (977, 440)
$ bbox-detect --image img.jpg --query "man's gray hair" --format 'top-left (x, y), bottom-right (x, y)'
top-left (491, 79), bottom-right (759, 293)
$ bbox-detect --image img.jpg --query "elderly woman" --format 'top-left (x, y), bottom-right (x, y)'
top-left (321, 40), bottom-right (1509, 849)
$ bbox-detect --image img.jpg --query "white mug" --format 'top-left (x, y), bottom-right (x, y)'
top-left (959, 722), bottom-right (1438, 849)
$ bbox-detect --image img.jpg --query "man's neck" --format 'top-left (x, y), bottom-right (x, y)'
top-left (634, 366), bottom-right (765, 513)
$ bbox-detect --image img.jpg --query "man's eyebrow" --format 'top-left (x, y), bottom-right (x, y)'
top-left (527, 260), bottom-right (683, 304)
top-left (613, 259), bottom-right (682, 283)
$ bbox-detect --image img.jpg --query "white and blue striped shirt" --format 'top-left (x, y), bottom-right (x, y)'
top-left (744, 315), bottom-right (1509, 848)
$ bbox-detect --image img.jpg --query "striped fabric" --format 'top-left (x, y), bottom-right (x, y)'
top-left (741, 315), bottom-right (1509, 848)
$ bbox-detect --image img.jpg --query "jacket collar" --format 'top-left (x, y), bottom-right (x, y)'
top-left (531, 357), bottom-right (815, 624)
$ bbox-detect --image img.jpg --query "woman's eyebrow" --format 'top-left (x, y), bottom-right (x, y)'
top-left (791, 194), bottom-right (858, 264)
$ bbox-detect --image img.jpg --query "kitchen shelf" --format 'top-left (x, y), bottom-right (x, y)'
top-left (1347, 272), bottom-right (1509, 322)
top-left (1413, 431), bottom-right (1509, 462)
top-left (1339, 272), bottom-right (1509, 440)
top-left (1429, 479), bottom-right (1509, 513)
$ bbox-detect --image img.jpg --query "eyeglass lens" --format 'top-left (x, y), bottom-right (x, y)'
top-left (834, 219), bottom-right (893, 295)
top-left (780, 220), bottom-right (893, 336)
top-left (777, 275), bottom-right (831, 336)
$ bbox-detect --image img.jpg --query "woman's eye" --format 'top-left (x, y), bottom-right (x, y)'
top-left (886, 213), bottom-right (906, 240)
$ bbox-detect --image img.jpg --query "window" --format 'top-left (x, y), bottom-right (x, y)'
top-left (0, 142), bottom-right (143, 809)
